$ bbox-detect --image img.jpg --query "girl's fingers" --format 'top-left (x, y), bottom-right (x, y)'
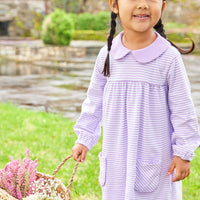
top-left (169, 156), bottom-right (191, 182)
top-left (172, 170), bottom-right (183, 182)
top-left (172, 174), bottom-right (180, 182)
top-left (183, 172), bottom-right (187, 180)
top-left (72, 151), bottom-right (80, 162)
top-left (72, 144), bottom-right (88, 162)
top-left (172, 169), bottom-right (189, 182)
top-left (72, 146), bottom-right (81, 161)
top-left (81, 149), bottom-right (87, 162)
top-left (186, 169), bottom-right (190, 178)
top-left (168, 160), bottom-right (175, 175)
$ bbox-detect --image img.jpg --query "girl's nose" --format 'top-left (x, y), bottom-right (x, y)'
top-left (137, 1), bottom-right (149, 9)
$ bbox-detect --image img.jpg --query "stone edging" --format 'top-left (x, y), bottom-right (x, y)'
top-left (0, 44), bottom-right (86, 62)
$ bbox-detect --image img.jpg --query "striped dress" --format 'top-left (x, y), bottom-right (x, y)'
top-left (74, 32), bottom-right (200, 200)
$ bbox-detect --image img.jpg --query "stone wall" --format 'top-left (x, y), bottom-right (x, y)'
top-left (163, 0), bottom-right (200, 25)
top-left (0, 42), bottom-right (86, 63)
top-left (0, 0), bottom-right (52, 37)
top-left (83, 0), bottom-right (109, 14)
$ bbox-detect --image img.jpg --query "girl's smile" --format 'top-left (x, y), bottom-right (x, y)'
top-left (133, 13), bottom-right (150, 21)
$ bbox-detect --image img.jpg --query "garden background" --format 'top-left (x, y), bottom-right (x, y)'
top-left (0, 0), bottom-right (200, 199)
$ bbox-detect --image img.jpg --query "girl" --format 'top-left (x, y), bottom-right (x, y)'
top-left (72, 0), bottom-right (200, 199)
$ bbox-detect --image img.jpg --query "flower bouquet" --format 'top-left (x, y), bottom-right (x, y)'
top-left (0, 150), bottom-right (80, 200)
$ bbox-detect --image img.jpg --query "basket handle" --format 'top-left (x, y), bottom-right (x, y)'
top-left (52, 154), bottom-right (80, 190)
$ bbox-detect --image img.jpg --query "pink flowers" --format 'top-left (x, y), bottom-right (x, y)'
top-left (0, 149), bottom-right (38, 200)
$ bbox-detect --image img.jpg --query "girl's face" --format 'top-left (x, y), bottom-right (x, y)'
top-left (110, 0), bottom-right (165, 35)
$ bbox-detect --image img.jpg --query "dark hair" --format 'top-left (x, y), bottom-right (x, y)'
top-left (102, 11), bottom-right (117, 76)
top-left (103, 0), bottom-right (195, 76)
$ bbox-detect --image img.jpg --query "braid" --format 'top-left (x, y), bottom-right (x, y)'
top-left (102, 12), bottom-right (117, 77)
top-left (154, 19), bottom-right (167, 39)
top-left (154, 18), bottom-right (195, 54)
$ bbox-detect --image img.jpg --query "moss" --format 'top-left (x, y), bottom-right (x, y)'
top-left (57, 84), bottom-right (87, 91)
top-left (15, 16), bottom-right (24, 29)
top-left (167, 32), bottom-right (194, 43)
top-left (23, 29), bottom-right (31, 37)
top-left (73, 30), bottom-right (107, 41)
top-left (32, 12), bottom-right (43, 32)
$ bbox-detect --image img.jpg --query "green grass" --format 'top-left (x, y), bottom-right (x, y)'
top-left (0, 103), bottom-right (102, 199)
top-left (0, 103), bottom-right (200, 199)
top-left (57, 84), bottom-right (87, 91)
top-left (182, 149), bottom-right (200, 199)
top-left (73, 30), bottom-right (108, 41)
top-left (165, 22), bottom-right (187, 29)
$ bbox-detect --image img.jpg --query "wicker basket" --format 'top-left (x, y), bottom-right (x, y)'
top-left (0, 154), bottom-right (80, 200)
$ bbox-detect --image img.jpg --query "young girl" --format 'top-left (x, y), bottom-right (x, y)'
top-left (72, 0), bottom-right (200, 199)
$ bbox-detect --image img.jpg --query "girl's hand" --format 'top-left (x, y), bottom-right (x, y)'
top-left (72, 143), bottom-right (88, 163)
top-left (168, 156), bottom-right (191, 182)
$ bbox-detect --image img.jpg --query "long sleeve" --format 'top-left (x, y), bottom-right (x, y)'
top-left (73, 46), bottom-right (107, 150)
top-left (167, 52), bottom-right (200, 161)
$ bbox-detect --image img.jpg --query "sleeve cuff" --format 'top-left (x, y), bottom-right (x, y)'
top-left (172, 145), bottom-right (195, 161)
top-left (75, 131), bottom-right (99, 151)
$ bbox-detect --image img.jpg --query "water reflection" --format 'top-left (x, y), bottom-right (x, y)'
top-left (0, 55), bottom-right (199, 121)
top-left (0, 58), bottom-right (93, 120)
top-left (0, 60), bottom-right (58, 76)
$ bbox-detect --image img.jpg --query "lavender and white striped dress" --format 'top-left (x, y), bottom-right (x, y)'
top-left (74, 32), bottom-right (200, 200)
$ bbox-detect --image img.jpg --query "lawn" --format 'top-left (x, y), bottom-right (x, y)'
top-left (0, 103), bottom-right (199, 199)
top-left (0, 103), bottom-right (102, 199)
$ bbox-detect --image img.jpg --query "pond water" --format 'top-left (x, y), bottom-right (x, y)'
top-left (0, 56), bottom-right (96, 120)
top-left (0, 54), bottom-right (200, 122)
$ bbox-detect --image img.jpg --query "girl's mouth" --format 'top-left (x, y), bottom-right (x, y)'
top-left (133, 14), bottom-right (150, 20)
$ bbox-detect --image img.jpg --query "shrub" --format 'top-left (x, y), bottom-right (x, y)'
top-left (75, 12), bottom-right (110, 31)
top-left (76, 12), bottom-right (94, 30)
top-left (94, 11), bottom-right (110, 31)
top-left (66, 13), bottom-right (78, 29)
top-left (41, 9), bottom-right (74, 46)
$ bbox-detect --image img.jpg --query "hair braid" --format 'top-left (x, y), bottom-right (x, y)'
top-left (154, 18), bottom-right (195, 55)
top-left (102, 12), bottom-right (117, 77)
top-left (154, 19), bottom-right (167, 39)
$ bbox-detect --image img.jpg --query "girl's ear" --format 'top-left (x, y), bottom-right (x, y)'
top-left (162, 1), bottom-right (166, 12)
top-left (109, 0), bottom-right (119, 14)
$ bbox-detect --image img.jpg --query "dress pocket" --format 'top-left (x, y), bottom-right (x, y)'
top-left (134, 159), bottom-right (161, 193)
top-left (98, 152), bottom-right (107, 186)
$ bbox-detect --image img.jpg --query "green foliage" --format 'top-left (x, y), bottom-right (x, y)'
top-left (165, 22), bottom-right (187, 29)
top-left (15, 18), bottom-right (24, 29)
top-left (75, 12), bottom-right (110, 31)
top-left (167, 32), bottom-right (194, 43)
top-left (66, 13), bottom-right (78, 28)
top-left (76, 12), bottom-right (95, 30)
top-left (32, 12), bottom-right (43, 31)
top-left (94, 11), bottom-right (110, 31)
top-left (32, 11), bottom-right (43, 39)
top-left (41, 9), bottom-right (74, 46)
